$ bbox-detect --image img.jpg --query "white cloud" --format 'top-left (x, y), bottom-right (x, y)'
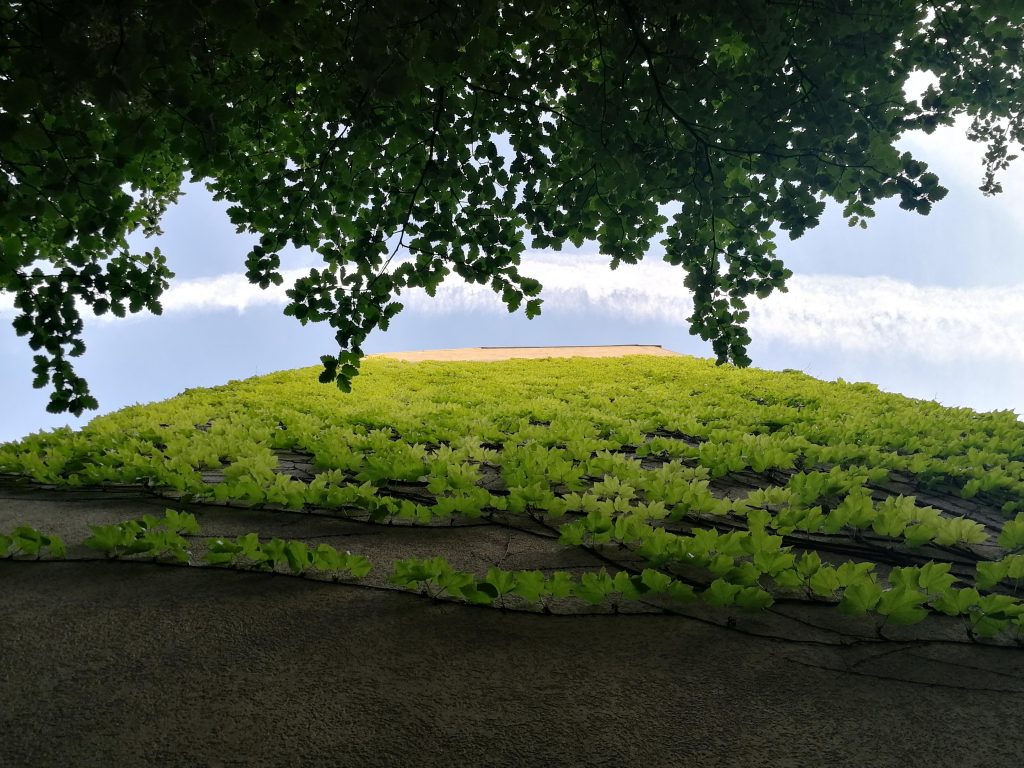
top-left (389, 253), bottom-right (1024, 363)
top-left (750, 274), bottom-right (1024, 363)
top-left (399, 252), bottom-right (694, 324)
top-left (3, 253), bottom-right (1022, 364)
top-left (0, 268), bottom-right (305, 322)
top-left (158, 268), bottom-right (305, 314)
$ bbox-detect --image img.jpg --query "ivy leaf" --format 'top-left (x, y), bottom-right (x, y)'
top-left (735, 586), bottom-right (773, 611)
top-left (483, 567), bottom-right (517, 597)
top-left (666, 581), bottom-right (696, 603)
top-left (971, 615), bottom-right (1009, 638)
top-left (998, 515), bottom-right (1024, 551)
top-left (839, 580), bottom-right (883, 616)
top-left (773, 569), bottom-right (803, 590)
top-left (343, 554), bottom-right (372, 578)
top-left (753, 549), bottom-right (794, 577)
top-left (436, 569), bottom-right (476, 598)
top-left (575, 570), bottom-right (614, 604)
top-left (931, 587), bottom-right (980, 617)
top-left (976, 560), bottom-right (1009, 590)
top-left (164, 508), bottom-right (200, 535)
top-left (702, 578), bottom-right (742, 607)
top-left (237, 533), bottom-right (263, 562)
top-left (205, 549), bottom-right (237, 565)
top-left (460, 583), bottom-right (496, 605)
top-left (391, 558), bottom-right (430, 588)
top-left (808, 566), bottom-right (841, 598)
top-left (11, 526), bottom-right (43, 556)
top-left (261, 538), bottom-right (288, 569)
top-left (1006, 555), bottom-right (1024, 582)
top-left (312, 543), bottom-right (343, 571)
top-left (545, 572), bottom-right (576, 599)
top-left (558, 521), bottom-right (586, 546)
top-left (877, 585), bottom-right (929, 625)
top-left (902, 522), bottom-right (938, 548)
top-left (85, 524), bottom-right (124, 554)
top-left (976, 593), bottom-right (1024, 619)
top-left (796, 551), bottom-right (821, 578)
top-left (639, 569), bottom-right (673, 595)
top-left (916, 562), bottom-right (956, 594)
top-left (511, 570), bottom-right (548, 603)
top-left (36, 533), bottom-right (63, 558)
top-left (836, 561), bottom-right (876, 586)
top-left (612, 570), bottom-right (645, 600)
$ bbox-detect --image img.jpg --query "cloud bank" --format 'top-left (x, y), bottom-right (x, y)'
top-left (4, 252), bottom-right (1019, 364)
top-left (396, 253), bottom-right (1024, 364)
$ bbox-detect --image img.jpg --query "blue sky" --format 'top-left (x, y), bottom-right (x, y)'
top-left (2, 113), bottom-right (1023, 443)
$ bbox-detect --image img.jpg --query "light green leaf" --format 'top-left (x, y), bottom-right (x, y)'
top-left (483, 567), bottom-right (517, 597)
top-left (735, 586), bottom-right (773, 611)
top-left (976, 560), bottom-right (1009, 590)
top-left (545, 571), bottom-right (575, 599)
top-left (796, 551), bottom-right (821, 578)
top-left (666, 581), bottom-right (696, 602)
top-left (344, 554), bottom-right (372, 578)
top-left (702, 578), bottom-right (742, 607)
top-left (808, 566), bottom-right (841, 597)
top-left (773, 569), bottom-right (803, 589)
top-left (877, 585), bottom-right (929, 625)
top-left (12, 526), bottom-right (43, 556)
top-left (931, 587), bottom-right (979, 616)
top-left (916, 562), bottom-right (956, 594)
top-left (511, 570), bottom-right (547, 603)
top-left (839, 580), bottom-right (883, 615)
top-left (204, 550), bottom-right (236, 565)
top-left (42, 534), bottom-right (66, 558)
top-left (639, 569), bottom-right (673, 595)
top-left (998, 515), bottom-right (1024, 551)
top-left (575, 570), bottom-right (614, 604)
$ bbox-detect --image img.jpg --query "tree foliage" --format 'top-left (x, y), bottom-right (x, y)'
top-left (2, 0), bottom-right (1022, 413)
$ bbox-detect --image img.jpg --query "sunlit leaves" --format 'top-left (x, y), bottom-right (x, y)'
top-left (877, 585), bottom-right (929, 625)
top-left (839, 580), bottom-right (883, 616)
top-left (206, 533), bottom-right (371, 578)
top-left (3, 355), bottom-right (1024, 636)
top-left (998, 514), bottom-right (1024, 551)
top-left (85, 509), bottom-right (198, 562)
top-left (0, 526), bottom-right (65, 559)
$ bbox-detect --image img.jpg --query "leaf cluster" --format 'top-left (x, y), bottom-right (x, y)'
top-left (0, 525), bottom-right (65, 559)
top-left (3, 2), bottom-right (1023, 410)
top-left (84, 509), bottom-right (198, 562)
top-left (205, 533), bottom-right (371, 578)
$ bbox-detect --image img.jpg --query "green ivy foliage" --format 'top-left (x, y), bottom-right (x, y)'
top-left (2, 1), bottom-right (1023, 412)
top-left (0, 525), bottom-right (65, 559)
top-left (3, 356), bottom-right (1024, 640)
top-left (84, 508), bottom-right (199, 562)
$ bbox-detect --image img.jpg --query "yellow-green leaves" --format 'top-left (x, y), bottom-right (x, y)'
top-left (998, 514), bottom-right (1024, 551)
top-left (3, 356), bottom-right (1024, 636)
top-left (877, 586), bottom-right (930, 626)
top-left (85, 510), bottom-right (197, 562)
top-left (1, 526), bottom-right (65, 559)
top-left (206, 534), bottom-right (371, 578)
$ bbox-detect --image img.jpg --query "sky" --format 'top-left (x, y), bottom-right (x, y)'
top-left (2, 110), bottom-right (1023, 444)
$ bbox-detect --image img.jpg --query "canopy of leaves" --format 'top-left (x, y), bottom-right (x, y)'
top-left (2, 0), bottom-right (1022, 413)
